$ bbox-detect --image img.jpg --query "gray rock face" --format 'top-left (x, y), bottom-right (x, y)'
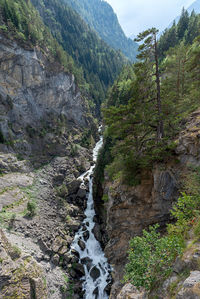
top-left (117, 284), bottom-right (147, 299)
top-left (0, 34), bottom-right (94, 160)
top-left (176, 271), bottom-right (200, 299)
top-left (182, 271), bottom-right (200, 288)
top-left (99, 167), bottom-right (180, 298)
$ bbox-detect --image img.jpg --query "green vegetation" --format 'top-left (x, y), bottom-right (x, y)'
top-left (11, 245), bottom-right (21, 260)
top-left (30, 0), bottom-right (127, 112)
top-left (102, 194), bottom-right (109, 202)
top-left (55, 184), bottom-right (69, 198)
top-left (66, 215), bottom-right (72, 223)
top-left (80, 129), bottom-right (94, 148)
top-left (100, 21), bottom-right (200, 185)
top-left (124, 224), bottom-right (183, 290)
top-left (26, 200), bottom-right (37, 217)
top-left (0, 0), bottom-right (85, 85)
top-left (70, 144), bottom-right (78, 157)
top-left (63, 0), bottom-right (138, 61)
top-left (124, 165), bottom-right (200, 291)
top-left (159, 9), bottom-right (200, 59)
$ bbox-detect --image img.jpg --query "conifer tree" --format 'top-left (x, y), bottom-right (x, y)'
top-left (177, 8), bottom-right (189, 40)
top-left (135, 28), bottom-right (164, 141)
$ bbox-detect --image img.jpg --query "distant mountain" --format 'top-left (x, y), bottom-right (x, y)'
top-left (62, 0), bottom-right (138, 61)
top-left (186, 0), bottom-right (200, 14)
top-left (129, 34), bottom-right (137, 40)
top-left (31, 0), bottom-right (127, 112)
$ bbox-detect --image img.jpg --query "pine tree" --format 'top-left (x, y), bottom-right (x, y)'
top-left (135, 28), bottom-right (164, 141)
top-left (177, 8), bottom-right (189, 40)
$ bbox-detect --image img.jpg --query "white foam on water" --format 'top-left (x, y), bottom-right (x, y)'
top-left (71, 131), bottom-right (111, 299)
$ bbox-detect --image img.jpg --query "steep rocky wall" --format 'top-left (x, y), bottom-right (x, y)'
top-left (94, 109), bottom-right (200, 298)
top-left (0, 34), bottom-right (98, 298)
top-left (0, 34), bottom-right (96, 162)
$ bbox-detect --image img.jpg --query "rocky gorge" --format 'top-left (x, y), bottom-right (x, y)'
top-left (0, 33), bottom-right (100, 298)
top-left (1, 8), bottom-right (200, 299)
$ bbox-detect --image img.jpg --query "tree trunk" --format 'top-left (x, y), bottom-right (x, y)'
top-left (154, 33), bottom-right (164, 140)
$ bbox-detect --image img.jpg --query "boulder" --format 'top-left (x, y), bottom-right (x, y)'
top-left (77, 188), bottom-right (87, 199)
top-left (117, 283), bottom-right (147, 299)
top-left (81, 257), bottom-right (93, 272)
top-left (177, 271), bottom-right (200, 299)
top-left (93, 286), bottom-right (99, 298)
top-left (92, 224), bottom-right (102, 243)
top-left (51, 236), bottom-right (63, 253)
top-left (78, 239), bottom-right (85, 251)
top-left (74, 263), bottom-right (85, 277)
top-left (51, 254), bottom-right (60, 266)
top-left (83, 231), bottom-right (90, 241)
top-left (66, 180), bottom-right (81, 195)
top-left (63, 253), bottom-right (72, 263)
top-left (71, 249), bottom-right (80, 258)
top-left (90, 266), bottom-right (100, 281)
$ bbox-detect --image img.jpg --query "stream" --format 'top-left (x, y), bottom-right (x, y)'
top-left (71, 131), bottom-right (111, 299)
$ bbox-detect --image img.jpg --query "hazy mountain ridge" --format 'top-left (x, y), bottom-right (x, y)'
top-left (62, 0), bottom-right (138, 61)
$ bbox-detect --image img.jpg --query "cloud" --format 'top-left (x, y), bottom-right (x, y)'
top-left (105, 0), bottom-right (195, 36)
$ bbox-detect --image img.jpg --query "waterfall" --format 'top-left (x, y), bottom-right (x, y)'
top-left (71, 132), bottom-right (111, 299)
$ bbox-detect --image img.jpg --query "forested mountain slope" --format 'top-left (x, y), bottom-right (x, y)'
top-left (159, 9), bottom-right (200, 59)
top-left (62, 0), bottom-right (138, 61)
top-left (31, 0), bottom-right (127, 112)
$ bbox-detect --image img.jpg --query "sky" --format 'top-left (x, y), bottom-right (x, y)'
top-left (105, 0), bottom-right (195, 37)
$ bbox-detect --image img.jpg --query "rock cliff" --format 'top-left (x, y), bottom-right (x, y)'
top-left (0, 33), bottom-right (97, 298)
top-left (0, 33), bottom-right (96, 162)
top-left (94, 109), bottom-right (200, 298)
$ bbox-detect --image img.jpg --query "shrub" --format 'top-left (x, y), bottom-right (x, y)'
top-left (27, 200), bottom-right (37, 217)
top-left (124, 224), bottom-right (184, 291)
top-left (102, 194), bottom-right (109, 202)
top-left (10, 245), bottom-right (21, 260)
top-left (56, 184), bottom-right (68, 198)
top-left (70, 144), bottom-right (78, 157)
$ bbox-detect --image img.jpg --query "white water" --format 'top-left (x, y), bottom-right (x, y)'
top-left (71, 132), bottom-right (111, 299)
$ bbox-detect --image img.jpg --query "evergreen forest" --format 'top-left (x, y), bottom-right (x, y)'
top-left (63, 0), bottom-right (138, 61)
top-left (100, 9), bottom-right (200, 186)
top-left (30, 0), bottom-right (128, 113)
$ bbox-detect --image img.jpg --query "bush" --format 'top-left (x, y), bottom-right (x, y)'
top-left (10, 245), bottom-right (21, 260)
top-left (70, 144), bottom-right (78, 157)
top-left (124, 224), bottom-right (184, 291)
top-left (56, 184), bottom-right (68, 198)
top-left (102, 194), bottom-right (109, 202)
top-left (27, 200), bottom-right (37, 217)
